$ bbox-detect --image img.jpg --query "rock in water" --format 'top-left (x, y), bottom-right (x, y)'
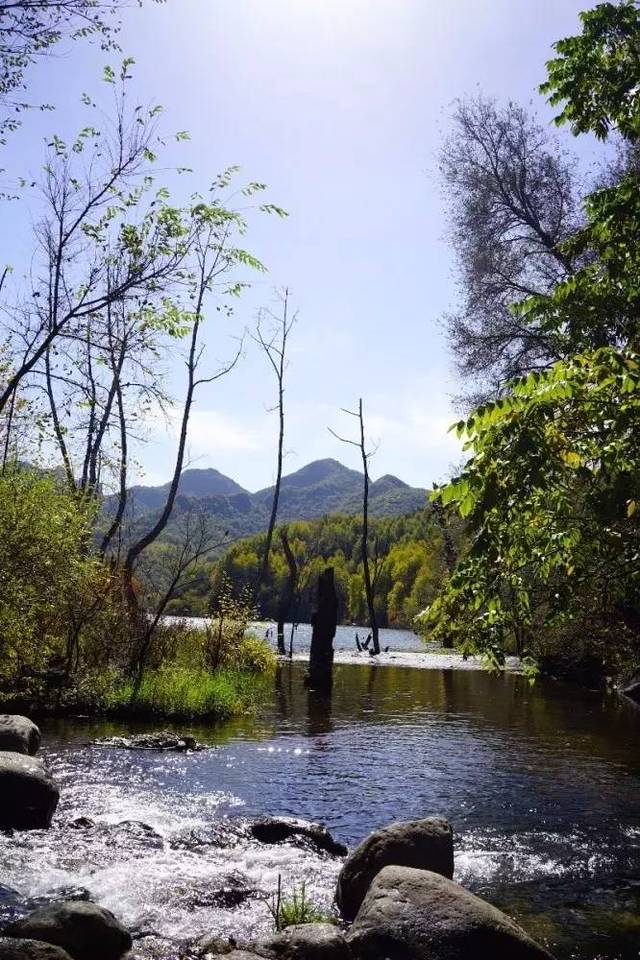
top-left (0, 940), bottom-right (74, 960)
top-left (91, 731), bottom-right (201, 751)
top-left (0, 753), bottom-right (59, 830)
top-left (6, 902), bottom-right (132, 960)
top-left (336, 816), bottom-right (453, 920)
top-left (0, 716), bottom-right (41, 756)
top-left (347, 866), bottom-right (555, 960)
top-left (257, 923), bottom-right (350, 960)
top-left (249, 817), bottom-right (347, 856)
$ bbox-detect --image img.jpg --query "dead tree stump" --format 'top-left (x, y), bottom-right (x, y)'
top-left (306, 566), bottom-right (338, 691)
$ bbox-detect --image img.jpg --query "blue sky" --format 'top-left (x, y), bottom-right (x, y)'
top-left (2, 0), bottom-right (604, 491)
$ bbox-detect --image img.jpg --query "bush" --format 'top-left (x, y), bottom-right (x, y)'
top-left (0, 468), bottom-right (129, 686)
top-left (219, 632), bottom-right (276, 673)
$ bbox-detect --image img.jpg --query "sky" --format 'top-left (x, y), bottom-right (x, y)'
top-left (2, 0), bottom-right (605, 491)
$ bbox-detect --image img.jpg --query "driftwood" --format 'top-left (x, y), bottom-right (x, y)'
top-left (306, 566), bottom-right (338, 690)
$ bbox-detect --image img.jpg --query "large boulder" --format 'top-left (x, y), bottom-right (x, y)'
top-left (249, 817), bottom-right (347, 857)
top-left (336, 816), bottom-right (453, 921)
top-left (0, 940), bottom-right (73, 960)
top-left (347, 866), bottom-right (554, 960)
top-left (257, 923), bottom-right (350, 960)
top-left (0, 717), bottom-right (41, 756)
top-left (6, 902), bottom-right (132, 960)
top-left (0, 753), bottom-right (59, 830)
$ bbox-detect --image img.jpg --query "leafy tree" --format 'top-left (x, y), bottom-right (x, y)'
top-left (424, 0), bottom-right (640, 678)
top-left (0, 0), bottom-right (162, 141)
top-left (211, 508), bottom-right (456, 631)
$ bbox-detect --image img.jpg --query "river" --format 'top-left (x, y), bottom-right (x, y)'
top-left (1, 657), bottom-right (639, 959)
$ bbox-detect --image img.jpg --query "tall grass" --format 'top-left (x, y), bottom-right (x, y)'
top-left (106, 666), bottom-right (271, 720)
top-left (265, 876), bottom-right (335, 931)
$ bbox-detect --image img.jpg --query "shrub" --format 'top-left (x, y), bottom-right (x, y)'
top-left (0, 468), bottom-right (127, 685)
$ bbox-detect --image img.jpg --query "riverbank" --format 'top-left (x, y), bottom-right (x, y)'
top-left (0, 666), bottom-right (273, 722)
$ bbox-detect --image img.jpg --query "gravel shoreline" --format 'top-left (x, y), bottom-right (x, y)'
top-left (285, 650), bottom-right (521, 671)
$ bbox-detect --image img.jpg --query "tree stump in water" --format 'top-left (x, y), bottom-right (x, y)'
top-left (306, 566), bottom-right (338, 691)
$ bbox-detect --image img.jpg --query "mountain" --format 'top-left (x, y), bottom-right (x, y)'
top-left (126, 468), bottom-right (248, 515)
top-left (111, 458), bottom-right (427, 548)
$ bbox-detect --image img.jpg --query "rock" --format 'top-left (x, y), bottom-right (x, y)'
top-left (25, 889), bottom-right (91, 912)
top-left (0, 940), bottom-right (74, 960)
top-left (249, 817), bottom-right (347, 857)
top-left (105, 820), bottom-right (164, 850)
top-left (257, 923), bottom-right (349, 960)
top-left (169, 820), bottom-right (245, 852)
top-left (347, 866), bottom-right (554, 960)
top-left (215, 953), bottom-right (261, 960)
top-left (67, 818), bottom-right (94, 830)
top-left (188, 936), bottom-right (239, 958)
top-left (190, 952), bottom-right (258, 960)
top-left (91, 731), bottom-right (202, 752)
top-left (172, 874), bottom-right (260, 911)
top-left (0, 717), bottom-right (41, 756)
top-left (0, 753), bottom-right (60, 830)
top-left (0, 886), bottom-right (28, 927)
top-left (336, 816), bottom-right (453, 921)
top-left (6, 901), bottom-right (132, 960)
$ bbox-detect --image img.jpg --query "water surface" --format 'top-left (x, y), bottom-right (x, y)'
top-left (1, 660), bottom-right (639, 959)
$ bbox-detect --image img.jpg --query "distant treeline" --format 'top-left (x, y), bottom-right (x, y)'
top-left (164, 508), bottom-right (463, 629)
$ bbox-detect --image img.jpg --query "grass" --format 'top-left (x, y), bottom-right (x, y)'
top-left (0, 665), bottom-right (272, 722)
top-left (265, 876), bottom-right (336, 932)
top-left (106, 666), bottom-right (271, 720)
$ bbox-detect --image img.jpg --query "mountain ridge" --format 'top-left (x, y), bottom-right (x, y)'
top-left (115, 458), bottom-right (428, 547)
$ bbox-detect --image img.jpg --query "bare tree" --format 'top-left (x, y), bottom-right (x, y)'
top-left (279, 525), bottom-right (299, 657)
top-left (440, 95), bottom-right (583, 401)
top-left (252, 288), bottom-right (297, 625)
top-left (131, 507), bottom-right (227, 691)
top-left (329, 398), bottom-right (381, 655)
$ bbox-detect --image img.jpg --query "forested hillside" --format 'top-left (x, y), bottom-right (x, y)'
top-left (166, 507), bottom-right (463, 629)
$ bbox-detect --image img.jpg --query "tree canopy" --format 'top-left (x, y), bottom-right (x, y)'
top-left (424, 0), bottom-right (640, 679)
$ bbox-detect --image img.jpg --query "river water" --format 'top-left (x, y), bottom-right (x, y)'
top-left (1, 659), bottom-right (639, 959)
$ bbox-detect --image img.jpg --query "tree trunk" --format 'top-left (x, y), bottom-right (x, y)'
top-left (306, 566), bottom-right (338, 691)
top-left (358, 400), bottom-right (379, 654)
top-left (280, 526), bottom-right (298, 658)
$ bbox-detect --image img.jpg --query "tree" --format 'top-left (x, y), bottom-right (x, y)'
top-left (121, 167), bottom-right (284, 625)
top-left (0, 62), bottom-right (198, 423)
top-left (440, 95), bottom-right (582, 400)
top-left (0, 0), bottom-right (162, 142)
top-left (306, 566), bottom-right (337, 690)
top-left (252, 287), bottom-right (298, 636)
top-left (424, 1), bottom-right (640, 679)
top-left (0, 61), bottom-right (287, 693)
top-left (330, 399), bottom-right (383, 654)
top-left (130, 507), bottom-right (227, 691)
